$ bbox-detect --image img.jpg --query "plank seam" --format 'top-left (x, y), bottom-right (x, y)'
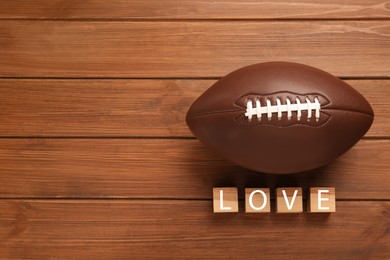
top-left (0, 136), bottom-right (387, 140)
top-left (0, 18), bottom-right (390, 22)
top-left (0, 136), bottom-right (197, 139)
top-left (0, 77), bottom-right (389, 80)
top-left (0, 198), bottom-right (388, 201)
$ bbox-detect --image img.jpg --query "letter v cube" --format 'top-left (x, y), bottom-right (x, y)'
top-left (276, 187), bottom-right (303, 213)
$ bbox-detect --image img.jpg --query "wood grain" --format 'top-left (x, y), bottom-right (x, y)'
top-left (0, 0), bottom-right (389, 20)
top-left (0, 79), bottom-right (387, 137)
top-left (0, 1), bottom-right (388, 258)
top-left (0, 139), bottom-right (388, 199)
top-left (0, 200), bottom-right (389, 259)
top-left (0, 21), bottom-right (389, 78)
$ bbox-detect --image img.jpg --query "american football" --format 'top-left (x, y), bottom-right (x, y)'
top-left (186, 62), bottom-right (374, 174)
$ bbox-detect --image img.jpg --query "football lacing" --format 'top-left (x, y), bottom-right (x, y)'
top-left (245, 97), bottom-right (321, 122)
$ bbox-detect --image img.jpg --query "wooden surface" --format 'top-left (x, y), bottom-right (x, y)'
top-left (0, 1), bottom-right (389, 259)
top-left (1, 21), bottom-right (389, 78)
top-left (0, 79), bottom-right (388, 137)
top-left (1, 0), bottom-right (390, 20)
top-left (1, 200), bottom-right (389, 259)
top-left (0, 139), bottom-right (389, 200)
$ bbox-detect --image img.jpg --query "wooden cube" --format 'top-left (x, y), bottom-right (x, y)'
top-left (308, 187), bottom-right (336, 213)
top-left (276, 187), bottom-right (303, 213)
top-left (245, 188), bottom-right (271, 213)
top-left (213, 187), bottom-right (238, 213)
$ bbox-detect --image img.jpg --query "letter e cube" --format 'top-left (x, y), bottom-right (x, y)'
top-left (308, 187), bottom-right (336, 213)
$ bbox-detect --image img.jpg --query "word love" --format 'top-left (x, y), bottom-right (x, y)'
top-left (213, 187), bottom-right (335, 213)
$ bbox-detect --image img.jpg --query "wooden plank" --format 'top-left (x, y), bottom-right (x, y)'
top-left (0, 200), bottom-right (389, 259)
top-left (0, 21), bottom-right (389, 78)
top-left (0, 139), bottom-right (388, 199)
top-left (1, 0), bottom-right (390, 20)
top-left (0, 79), bottom-right (387, 137)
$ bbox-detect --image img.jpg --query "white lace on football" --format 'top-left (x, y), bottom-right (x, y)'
top-left (245, 97), bottom-right (321, 122)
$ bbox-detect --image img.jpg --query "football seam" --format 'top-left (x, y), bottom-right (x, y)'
top-left (322, 107), bottom-right (374, 117)
top-left (189, 107), bottom-right (373, 118)
top-left (188, 88), bottom-right (373, 119)
top-left (188, 91), bottom-right (332, 118)
top-left (188, 108), bottom-right (372, 129)
top-left (189, 108), bottom-right (243, 117)
top-left (234, 91), bottom-right (373, 117)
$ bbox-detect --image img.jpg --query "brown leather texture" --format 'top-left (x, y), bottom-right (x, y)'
top-left (186, 62), bottom-right (374, 174)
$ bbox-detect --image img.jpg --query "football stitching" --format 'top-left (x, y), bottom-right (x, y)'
top-left (234, 111), bottom-right (332, 128)
top-left (235, 91), bottom-right (330, 127)
top-left (244, 97), bottom-right (321, 122)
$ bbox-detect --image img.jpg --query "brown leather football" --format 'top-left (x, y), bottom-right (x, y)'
top-left (186, 62), bottom-right (374, 174)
